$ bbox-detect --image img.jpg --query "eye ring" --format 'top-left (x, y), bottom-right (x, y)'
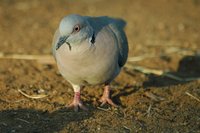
top-left (73, 25), bottom-right (80, 33)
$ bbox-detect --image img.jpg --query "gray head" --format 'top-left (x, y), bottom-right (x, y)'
top-left (56, 14), bottom-right (93, 50)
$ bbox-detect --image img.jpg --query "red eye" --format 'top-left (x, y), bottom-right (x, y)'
top-left (73, 25), bottom-right (80, 32)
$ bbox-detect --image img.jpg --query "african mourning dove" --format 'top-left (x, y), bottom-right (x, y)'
top-left (52, 14), bottom-right (128, 111)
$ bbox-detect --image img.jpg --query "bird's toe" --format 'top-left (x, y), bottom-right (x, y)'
top-left (99, 97), bottom-right (118, 107)
top-left (67, 101), bottom-right (88, 111)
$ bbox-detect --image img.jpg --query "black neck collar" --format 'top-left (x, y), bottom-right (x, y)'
top-left (90, 33), bottom-right (95, 44)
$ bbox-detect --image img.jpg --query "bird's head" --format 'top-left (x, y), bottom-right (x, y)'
top-left (56, 14), bottom-right (93, 50)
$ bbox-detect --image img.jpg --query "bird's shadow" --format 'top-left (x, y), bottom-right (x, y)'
top-left (112, 85), bottom-right (140, 106)
top-left (111, 55), bottom-right (200, 105)
top-left (0, 107), bottom-right (93, 133)
top-left (143, 55), bottom-right (200, 87)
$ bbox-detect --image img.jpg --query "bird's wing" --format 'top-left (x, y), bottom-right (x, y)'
top-left (86, 16), bottom-right (128, 67)
top-left (108, 19), bottom-right (128, 67)
top-left (52, 28), bottom-right (60, 60)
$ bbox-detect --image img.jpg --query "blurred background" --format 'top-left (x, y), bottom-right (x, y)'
top-left (0, 0), bottom-right (200, 132)
top-left (1, 0), bottom-right (199, 56)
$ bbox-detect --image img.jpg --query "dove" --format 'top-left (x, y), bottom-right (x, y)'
top-left (52, 14), bottom-right (128, 111)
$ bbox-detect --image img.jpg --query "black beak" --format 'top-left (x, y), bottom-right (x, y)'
top-left (56, 36), bottom-right (69, 50)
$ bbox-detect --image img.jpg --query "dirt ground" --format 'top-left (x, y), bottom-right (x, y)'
top-left (0, 0), bottom-right (200, 132)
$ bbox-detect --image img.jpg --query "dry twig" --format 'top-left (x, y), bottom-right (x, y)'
top-left (144, 92), bottom-right (165, 102)
top-left (97, 107), bottom-right (111, 112)
top-left (0, 122), bottom-right (7, 126)
top-left (128, 47), bottom-right (195, 62)
top-left (185, 92), bottom-right (200, 103)
top-left (0, 53), bottom-right (55, 64)
top-left (15, 118), bottom-right (30, 124)
top-left (163, 73), bottom-right (183, 81)
top-left (18, 89), bottom-right (48, 99)
top-left (125, 64), bottom-right (200, 82)
top-left (184, 77), bottom-right (200, 82)
top-left (133, 66), bottom-right (164, 75)
top-left (123, 125), bottom-right (132, 131)
top-left (146, 104), bottom-right (152, 117)
top-left (128, 54), bottom-right (155, 62)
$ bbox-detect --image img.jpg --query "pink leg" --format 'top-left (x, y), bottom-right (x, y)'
top-left (99, 85), bottom-right (118, 107)
top-left (67, 91), bottom-right (88, 111)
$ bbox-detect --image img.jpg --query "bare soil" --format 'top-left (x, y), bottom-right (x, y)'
top-left (0, 0), bottom-right (200, 132)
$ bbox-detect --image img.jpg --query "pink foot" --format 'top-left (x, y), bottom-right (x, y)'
top-left (67, 92), bottom-right (88, 111)
top-left (99, 85), bottom-right (118, 107)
